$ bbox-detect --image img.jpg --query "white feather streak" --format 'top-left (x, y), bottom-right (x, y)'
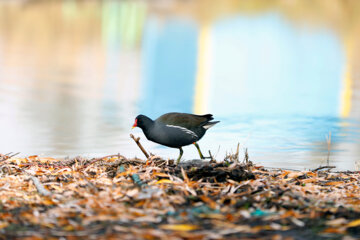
top-left (166, 125), bottom-right (198, 138)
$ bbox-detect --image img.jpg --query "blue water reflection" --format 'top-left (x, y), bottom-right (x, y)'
top-left (140, 17), bottom-right (197, 116)
top-left (209, 13), bottom-right (344, 116)
top-left (0, 1), bottom-right (359, 171)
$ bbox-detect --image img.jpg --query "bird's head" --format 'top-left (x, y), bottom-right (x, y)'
top-left (132, 115), bottom-right (153, 129)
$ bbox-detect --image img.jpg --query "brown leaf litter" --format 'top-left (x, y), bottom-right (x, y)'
top-left (0, 153), bottom-right (359, 239)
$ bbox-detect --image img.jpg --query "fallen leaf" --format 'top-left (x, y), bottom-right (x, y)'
top-left (325, 181), bottom-right (344, 186)
top-left (347, 219), bottom-right (360, 228)
top-left (181, 168), bottom-right (189, 183)
top-left (160, 224), bottom-right (199, 231)
top-left (152, 172), bottom-right (170, 178)
top-left (326, 218), bottom-right (348, 227)
top-left (155, 179), bottom-right (174, 184)
top-left (322, 227), bottom-right (346, 234)
top-left (0, 221), bottom-right (9, 229)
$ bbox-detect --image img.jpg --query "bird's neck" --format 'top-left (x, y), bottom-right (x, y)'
top-left (140, 117), bottom-right (154, 136)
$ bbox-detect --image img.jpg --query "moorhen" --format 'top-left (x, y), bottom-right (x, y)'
top-left (132, 112), bottom-right (219, 164)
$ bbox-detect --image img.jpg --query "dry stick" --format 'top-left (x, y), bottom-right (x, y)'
top-left (208, 150), bottom-right (215, 163)
top-left (49, 224), bottom-right (104, 237)
top-left (265, 166), bottom-right (300, 172)
top-left (130, 134), bottom-right (150, 159)
top-left (1, 152), bottom-right (13, 159)
top-left (312, 132), bottom-right (334, 172)
top-left (235, 143), bottom-right (240, 162)
top-left (244, 148), bottom-right (250, 171)
top-left (313, 165), bottom-right (336, 172)
top-left (0, 152), bottom-right (20, 164)
top-left (0, 156), bottom-right (8, 164)
top-left (244, 148), bottom-right (249, 163)
top-left (326, 131), bottom-right (331, 166)
top-left (30, 176), bottom-right (51, 196)
top-left (80, 154), bottom-right (125, 170)
top-left (8, 152), bottom-right (20, 158)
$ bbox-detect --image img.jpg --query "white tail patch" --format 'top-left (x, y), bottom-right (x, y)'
top-left (203, 121), bottom-right (219, 129)
top-left (166, 125), bottom-right (198, 138)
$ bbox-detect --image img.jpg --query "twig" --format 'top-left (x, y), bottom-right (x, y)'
top-left (326, 132), bottom-right (331, 166)
top-left (235, 143), bottom-right (240, 162)
top-left (244, 148), bottom-right (251, 171)
top-left (208, 150), bottom-right (216, 163)
top-left (80, 154), bottom-right (125, 170)
top-left (215, 145), bottom-right (221, 159)
top-left (265, 166), bottom-right (300, 172)
top-left (0, 152), bottom-right (20, 164)
top-left (8, 152), bottom-right (20, 158)
top-left (243, 148), bottom-right (249, 165)
top-left (312, 132), bottom-right (334, 172)
top-left (49, 224), bottom-right (104, 237)
top-left (30, 176), bottom-right (51, 196)
top-left (312, 166), bottom-right (336, 172)
top-left (244, 148), bottom-right (248, 163)
top-left (130, 134), bottom-right (150, 159)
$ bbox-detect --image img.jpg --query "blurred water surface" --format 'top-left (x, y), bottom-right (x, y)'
top-left (0, 0), bottom-right (360, 170)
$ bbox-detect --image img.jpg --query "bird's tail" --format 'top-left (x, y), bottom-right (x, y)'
top-left (198, 114), bottom-right (214, 121)
top-left (203, 121), bottom-right (220, 129)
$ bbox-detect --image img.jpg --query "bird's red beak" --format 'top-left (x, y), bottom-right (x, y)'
top-left (132, 119), bottom-right (138, 129)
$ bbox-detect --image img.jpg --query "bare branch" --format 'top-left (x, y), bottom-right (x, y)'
top-left (130, 134), bottom-right (150, 159)
top-left (312, 165), bottom-right (336, 172)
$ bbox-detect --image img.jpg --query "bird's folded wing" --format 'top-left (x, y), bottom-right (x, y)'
top-left (156, 112), bottom-right (213, 129)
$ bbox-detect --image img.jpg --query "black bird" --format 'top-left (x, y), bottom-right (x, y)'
top-left (132, 112), bottom-right (219, 164)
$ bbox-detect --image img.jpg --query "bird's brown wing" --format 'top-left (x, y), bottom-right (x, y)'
top-left (156, 112), bottom-right (213, 129)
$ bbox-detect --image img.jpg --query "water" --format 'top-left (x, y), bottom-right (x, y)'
top-left (0, 0), bottom-right (360, 170)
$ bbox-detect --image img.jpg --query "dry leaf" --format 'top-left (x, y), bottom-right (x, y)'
top-left (155, 179), bottom-right (174, 184)
top-left (347, 219), bottom-right (360, 228)
top-left (160, 224), bottom-right (199, 231)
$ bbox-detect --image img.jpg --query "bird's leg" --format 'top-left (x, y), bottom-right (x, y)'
top-left (176, 147), bottom-right (183, 164)
top-left (193, 142), bottom-right (205, 159)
